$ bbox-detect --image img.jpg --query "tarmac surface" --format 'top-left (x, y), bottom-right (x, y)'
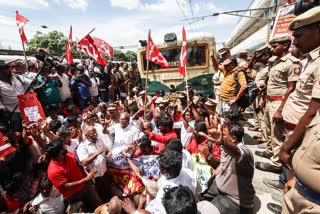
top-left (242, 112), bottom-right (282, 214)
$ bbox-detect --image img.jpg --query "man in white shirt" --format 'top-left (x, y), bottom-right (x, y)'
top-left (24, 176), bottom-right (65, 214)
top-left (56, 64), bottom-right (72, 102)
top-left (77, 126), bottom-right (111, 202)
top-left (0, 62), bottom-right (29, 131)
top-left (145, 149), bottom-right (197, 214)
top-left (106, 112), bottom-right (140, 155)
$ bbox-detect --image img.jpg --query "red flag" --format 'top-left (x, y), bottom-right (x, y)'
top-left (146, 32), bottom-right (170, 68)
top-left (16, 11), bottom-right (28, 44)
top-left (93, 38), bottom-right (113, 57)
top-left (179, 27), bottom-right (187, 76)
top-left (65, 26), bottom-right (73, 65)
top-left (78, 35), bottom-right (107, 66)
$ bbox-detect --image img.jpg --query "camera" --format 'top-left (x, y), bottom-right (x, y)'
top-left (34, 49), bottom-right (59, 68)
top-left (294, 0), bottom-right (320, 16)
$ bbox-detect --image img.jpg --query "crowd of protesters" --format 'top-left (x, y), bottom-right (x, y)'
top-left (0, 6), bottom-right (319, 214)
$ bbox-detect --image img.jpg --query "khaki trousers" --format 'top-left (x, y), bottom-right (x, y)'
top-left (282, 185), bottom-right (320, 214)
top-left (265, 100), bottom-right (285, 166)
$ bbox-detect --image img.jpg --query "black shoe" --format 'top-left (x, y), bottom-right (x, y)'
top-left (255, 162), bottom-right (281, 174)
top-left (255, 150), bottom-right (272, 159)
top-left (267, 203), bottom-right (282, 214)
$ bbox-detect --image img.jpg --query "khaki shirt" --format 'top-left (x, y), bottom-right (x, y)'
top-left (292, 123), bottom-right (320, 193)
top-left (255, 64), bottom-right (269, 89)
top-left (283, 46), bottom-right (320, 125)
top-left (267, 53), bottom-right (301, 96)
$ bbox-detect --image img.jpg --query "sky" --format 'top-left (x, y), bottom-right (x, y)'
top-left (0, 0), bottom-right (252, 51)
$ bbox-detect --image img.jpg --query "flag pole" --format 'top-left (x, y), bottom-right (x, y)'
top-left (185, 67), bottom-right (190, 102)
top-left (59, 27), bottom-right (96, 62)
top-left (21, 41), bottom-right (29, 72)
top-left (144, 29), bottom-right (151, 120)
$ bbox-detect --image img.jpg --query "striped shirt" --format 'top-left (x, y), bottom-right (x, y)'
top-left (220, 67), bottom-right (247, 101)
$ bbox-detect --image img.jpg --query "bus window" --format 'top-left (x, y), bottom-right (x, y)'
top-left (142, 44), bottom-right (207, 71)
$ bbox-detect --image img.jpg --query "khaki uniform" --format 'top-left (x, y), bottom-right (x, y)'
top-left (265, 53), bottom-right (301, 166)
top-left (254, 64), bottom-right (270, 143)
top-left (212, 71), bottom-right (224, 101)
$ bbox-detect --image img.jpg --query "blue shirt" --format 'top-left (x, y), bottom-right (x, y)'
top-left (71, 75), bottom-right (92, 100)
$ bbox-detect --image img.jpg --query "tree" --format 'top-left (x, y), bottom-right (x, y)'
top-left (125, 50), bottom-right (137, 62)
top-left (27, 31), bottom-right (67, 54)
top-left (113, 49), bottom-right (127, 61)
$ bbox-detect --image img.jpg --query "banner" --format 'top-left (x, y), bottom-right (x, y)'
top-left (106, 154), bottom-right (144, 196)
top-left (17, 93), bottom-right (46, 122)
top-left (132, 155), bottom-right (160, 180)
top-left (270, 5), bottom-right (296, 39)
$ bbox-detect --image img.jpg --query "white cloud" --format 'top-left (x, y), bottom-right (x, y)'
top-left (0, 0), bottom-right (49, 9)
top-left (63, 0), bottom-right (89, 11)
top-left (110, 0), bottom-right (141, 10)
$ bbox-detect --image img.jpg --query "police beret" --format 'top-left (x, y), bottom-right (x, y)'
top-left (218, 47), bottom-right (230, 55)
top-left (288, 6), bottom-right (320, 30)
top-left (269, 34), bottom-right (292, 44)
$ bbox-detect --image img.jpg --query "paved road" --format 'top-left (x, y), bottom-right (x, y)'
top-left (242, 113), bottom-right (282, 214)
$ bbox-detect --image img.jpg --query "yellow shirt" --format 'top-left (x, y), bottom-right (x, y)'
top-left (220, 67), bottom-right (247, 101)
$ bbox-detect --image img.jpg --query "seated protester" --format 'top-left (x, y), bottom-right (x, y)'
top-left (132, 135), bottom-right (158, 157)
top-left (162, 185), bottom-right (197, 214)
top-left (46, 138), bottom-right (102, 212)
top-left (57, 126), bottom-right (79, 155)
top-left (48, 120), bottom-right (62, 135)
top-left (94, 196), bottom-right (122, 214)
top-left (105, 112), bottom-right (140, 155)
top-left (129, 105), bottom-right (144, 129)
top-left (199, 121), bottom-right (255, 214)
top-left (61, 101), bottom-right (82, 118)
top-left (77, 126), bottom-right (111, 202)
top-left (81, 112), bottom-right (112, 150)
top-left (96, 102), bottom-right (107, 124)
top-left (143, 117), bottom-right (177, 153)
top-left (46, 104), bottom-right (65, 125)
top-left (23, 176), bottom-right (65, 214)
top-left (186, 120), bottom-right (220, 168)
top-left (145, 149), bottom-right (197, 214)
top-left (173, 103), bottom-right (200, 147)
top-left (166, 138), bottom-right (193, 170)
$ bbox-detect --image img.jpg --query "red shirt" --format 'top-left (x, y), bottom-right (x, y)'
top-left (149, 130), bottom-right (178, 153)
top-left (186, 136), bottom-right (221, 160)
top-left (134, 146), bottom-right (159, 157)
top-left (47, 151), bottom-right (85, 199)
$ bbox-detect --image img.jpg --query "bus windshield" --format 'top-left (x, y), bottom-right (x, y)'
top-left (142, 44), bottom-right (207, 71)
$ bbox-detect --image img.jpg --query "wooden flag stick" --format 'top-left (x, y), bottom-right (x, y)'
top-left (144, 29), bottom-right (151, 120)
top-left (21, 41), bottom-right (29, 72)
top-left (59, 27), bottom-right (96, 62)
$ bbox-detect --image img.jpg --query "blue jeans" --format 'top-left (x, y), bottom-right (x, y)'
top-left (99, 90), bottom-right (109, 102)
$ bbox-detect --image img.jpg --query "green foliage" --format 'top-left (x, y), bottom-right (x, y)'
top-left (113, 49), bottom-right (137, 62)
top-left (27, 31), bottom-right (67, 54)
top-left (125, 50), bottom-right (137, 62)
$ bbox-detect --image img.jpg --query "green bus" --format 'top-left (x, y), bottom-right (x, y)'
top-left (137, 33), bottom-right (216, 96)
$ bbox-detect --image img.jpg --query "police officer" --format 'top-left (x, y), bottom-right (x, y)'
top-left (255, 34), bottom-right (301, 173)
top-left (278, 6), bottom-right (320, 213)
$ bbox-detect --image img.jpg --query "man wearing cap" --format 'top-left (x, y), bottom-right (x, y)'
top-left (237, 51), bottom-right (249, 68)
top-left (248, 45), bottom-right (272, 143)
top-left (255, 33), bottom-right (301, 173)
top-left (137, 90), bottom-right (152, 109)
top-left (216, 57), bottom-right (248, 115)
top-left (277, 6), bottom-right (320, 213)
